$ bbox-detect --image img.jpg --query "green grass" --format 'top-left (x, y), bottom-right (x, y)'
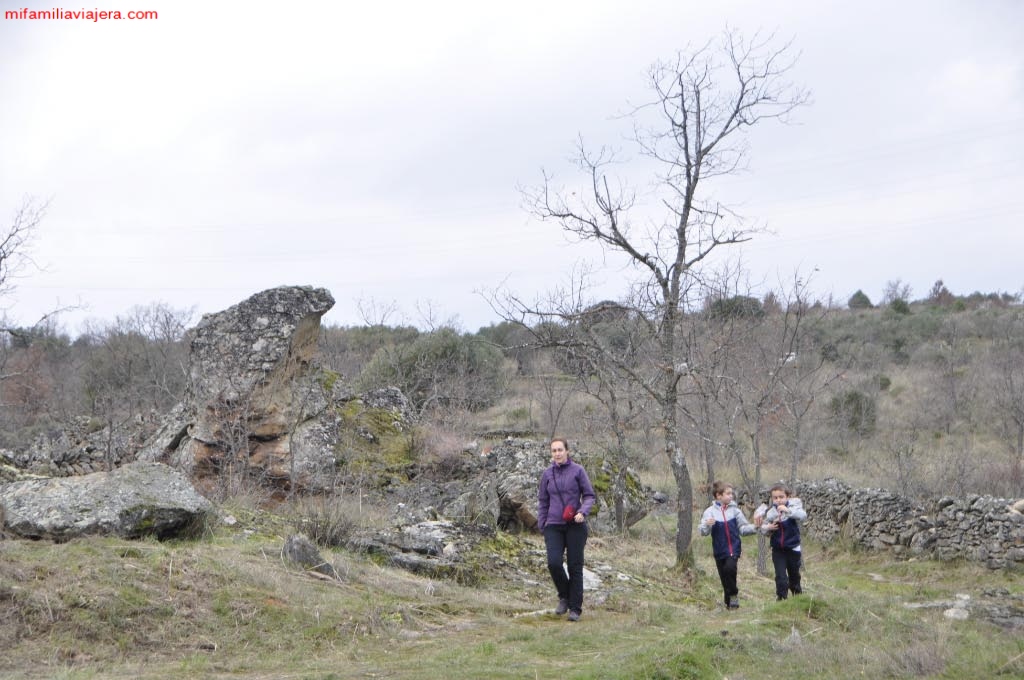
top-left (0, 504), bottom-right (1021, 680)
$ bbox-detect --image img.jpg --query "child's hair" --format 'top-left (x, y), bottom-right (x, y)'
top-left (769, 483), bottom-right (791, 497)
top-left (711, 480), bottom-right (733, 498)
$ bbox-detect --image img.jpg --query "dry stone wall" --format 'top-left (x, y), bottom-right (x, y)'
top-left (772, 479), bottom-right (1024, 569)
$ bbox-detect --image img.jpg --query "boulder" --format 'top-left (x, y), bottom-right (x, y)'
top-left (0, 461), bottom-right (212, 541)
top-left (346, 520), bottom-right (498, 582)
top-left (183, 285), bottom-right (335, 471)
top-left (139, 286), bottom-right (348, 491)
top-left (282, 534), bottom-right (339, 579)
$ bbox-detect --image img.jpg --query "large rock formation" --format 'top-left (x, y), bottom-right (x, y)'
top-left (0, 461), bottom-right (212, 541)
top-left (140, 286), bottom-right (350, 491)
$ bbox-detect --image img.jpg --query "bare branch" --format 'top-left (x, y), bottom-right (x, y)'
top-left (1, 196), bottom-right (49, 301)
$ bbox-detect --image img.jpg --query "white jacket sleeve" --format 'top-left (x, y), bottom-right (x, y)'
top-left (698, 507), bottom-right (715, 536)
top-left (785, 497), bottom-right (807, 521)
top-left (735, 508), bottom-right (756, 536)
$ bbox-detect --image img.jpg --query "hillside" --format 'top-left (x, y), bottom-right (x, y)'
top-left (1, 496), bottom-right (1021, 679)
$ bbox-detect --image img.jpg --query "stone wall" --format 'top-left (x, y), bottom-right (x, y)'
top-left (769, 479), bottom-right (1024, 569)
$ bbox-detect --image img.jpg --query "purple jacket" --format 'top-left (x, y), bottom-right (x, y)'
top-left (537, 458), bottom-right (596, 530)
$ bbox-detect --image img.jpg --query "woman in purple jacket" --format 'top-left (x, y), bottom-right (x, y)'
top-left (537, 438), bottom-right (596, 622)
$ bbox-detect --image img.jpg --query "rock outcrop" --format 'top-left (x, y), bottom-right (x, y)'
top-left (346, 518), bottom-right (637, 609)
top-left (0, 461), bottom-right (212, 541)
top-left (3, 416), bottom-right (162, 478)
top-left (347, 520), bottom-right (497, 582)
top-left (388, 439), bottom-right (657, 534)
top-left (2, 285), bottom-right (414, 495)
top-left (139, 286), bottom-right (353, 491)
top-left (479, 439), bottom-right (656, 534)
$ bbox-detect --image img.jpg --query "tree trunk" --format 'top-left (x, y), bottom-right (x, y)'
top-left (788, 419), bottom-right (803, 486)
top-left (666, 413), bottom-right (694, 569)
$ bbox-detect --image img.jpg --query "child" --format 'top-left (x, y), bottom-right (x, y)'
top-left (699, 480), bottom-right (756, 609)
top-left (759, 483), bottom-right (807, 600)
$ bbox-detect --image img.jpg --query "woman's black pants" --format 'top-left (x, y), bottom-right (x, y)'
top-left (543, 522), bottom-right (588, 613)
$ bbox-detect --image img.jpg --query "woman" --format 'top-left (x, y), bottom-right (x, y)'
top-left (537, 438), bottom-right (596, 622)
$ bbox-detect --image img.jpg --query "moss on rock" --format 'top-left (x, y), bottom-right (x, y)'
top-left (334, 399), bottom-right (414, 487)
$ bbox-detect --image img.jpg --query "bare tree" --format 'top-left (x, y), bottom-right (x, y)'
top-left (920, 319), bottom-right (976, 437)
top-left (535, 367), bottom-right (579, 441)
top-left (0, 197), bottom-right (46, 302)
top-left (1, 198), bottom-right (47, 380)
top-left (770, 281), bottom-right (847, 485)
top-left (493, 31), bottom-right (808, 568)
top-left (578, 361), bottom-right (648, 534)
top-left (882, 279), bottom-right (913, 305)
top-left (988, 312), bottom-right (1024, 487)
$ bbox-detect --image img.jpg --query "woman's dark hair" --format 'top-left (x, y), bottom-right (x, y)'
top-left (550, 438), bottom-right (570, 451)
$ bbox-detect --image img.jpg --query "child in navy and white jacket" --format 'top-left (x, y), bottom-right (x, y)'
top-left (756, 483), bottom-right (807, 600)
top-left (699, 480), bottom-right (756, 609)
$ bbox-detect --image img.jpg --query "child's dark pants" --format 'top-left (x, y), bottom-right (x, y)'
top-left (714, 555), bottom-right (739, 603)
top-left (771, 546), bottom-right (802, 598)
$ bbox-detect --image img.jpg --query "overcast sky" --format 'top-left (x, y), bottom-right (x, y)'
top-left (2, 0), bottom-right (1022, 334)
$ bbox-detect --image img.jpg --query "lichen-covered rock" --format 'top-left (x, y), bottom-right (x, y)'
top-left (133, 286), bottom-right (417, 493)
top-left (137, 286), bottom-right (337, 490)
top-left (0, 461), bottom-right (212, 541)
top-left (346, 520), bottom-right (497, 582)
top-left (180, 286), bottom-right (336, 474)
top-left (1, 450), bottom-right (48, 484)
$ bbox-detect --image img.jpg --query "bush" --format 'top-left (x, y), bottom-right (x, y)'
top-left (848, 290), bottom-right (873, 310)
top-left (290, 495), bottom-right (359, 548)
top-left (706, 295), bottom-right (765, 320)
top-left (820, 342), bottom-right (840, 362)
top-left (830, 389), bottom-right (877, 436)
top-left (888, 299), bottom-right (911, 315)
top-left (357, 328), bottom-right (510, 412)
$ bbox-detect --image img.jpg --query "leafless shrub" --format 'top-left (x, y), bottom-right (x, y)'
top-left (289, 494), bottom-right (359, 548)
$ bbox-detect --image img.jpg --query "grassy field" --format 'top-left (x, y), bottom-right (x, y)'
top-left (1, 501), bottom-right (1022, 680)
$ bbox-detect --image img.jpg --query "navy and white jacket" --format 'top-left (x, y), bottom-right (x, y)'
top-left (699, 500), bottom-right (755, 559)
top-left (759, 497), bottom-right (806, 550)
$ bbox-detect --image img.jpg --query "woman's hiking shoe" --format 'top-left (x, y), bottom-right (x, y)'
top-left (727, 596), bottom-right (740, 610)
top-left (567, 610), bottom-right (581, 622)
top-left (555, 599), bottom-right (569, 615)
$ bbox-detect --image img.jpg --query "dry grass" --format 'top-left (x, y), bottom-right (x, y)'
top-left (1, 496), bottom-right (1021, 680)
